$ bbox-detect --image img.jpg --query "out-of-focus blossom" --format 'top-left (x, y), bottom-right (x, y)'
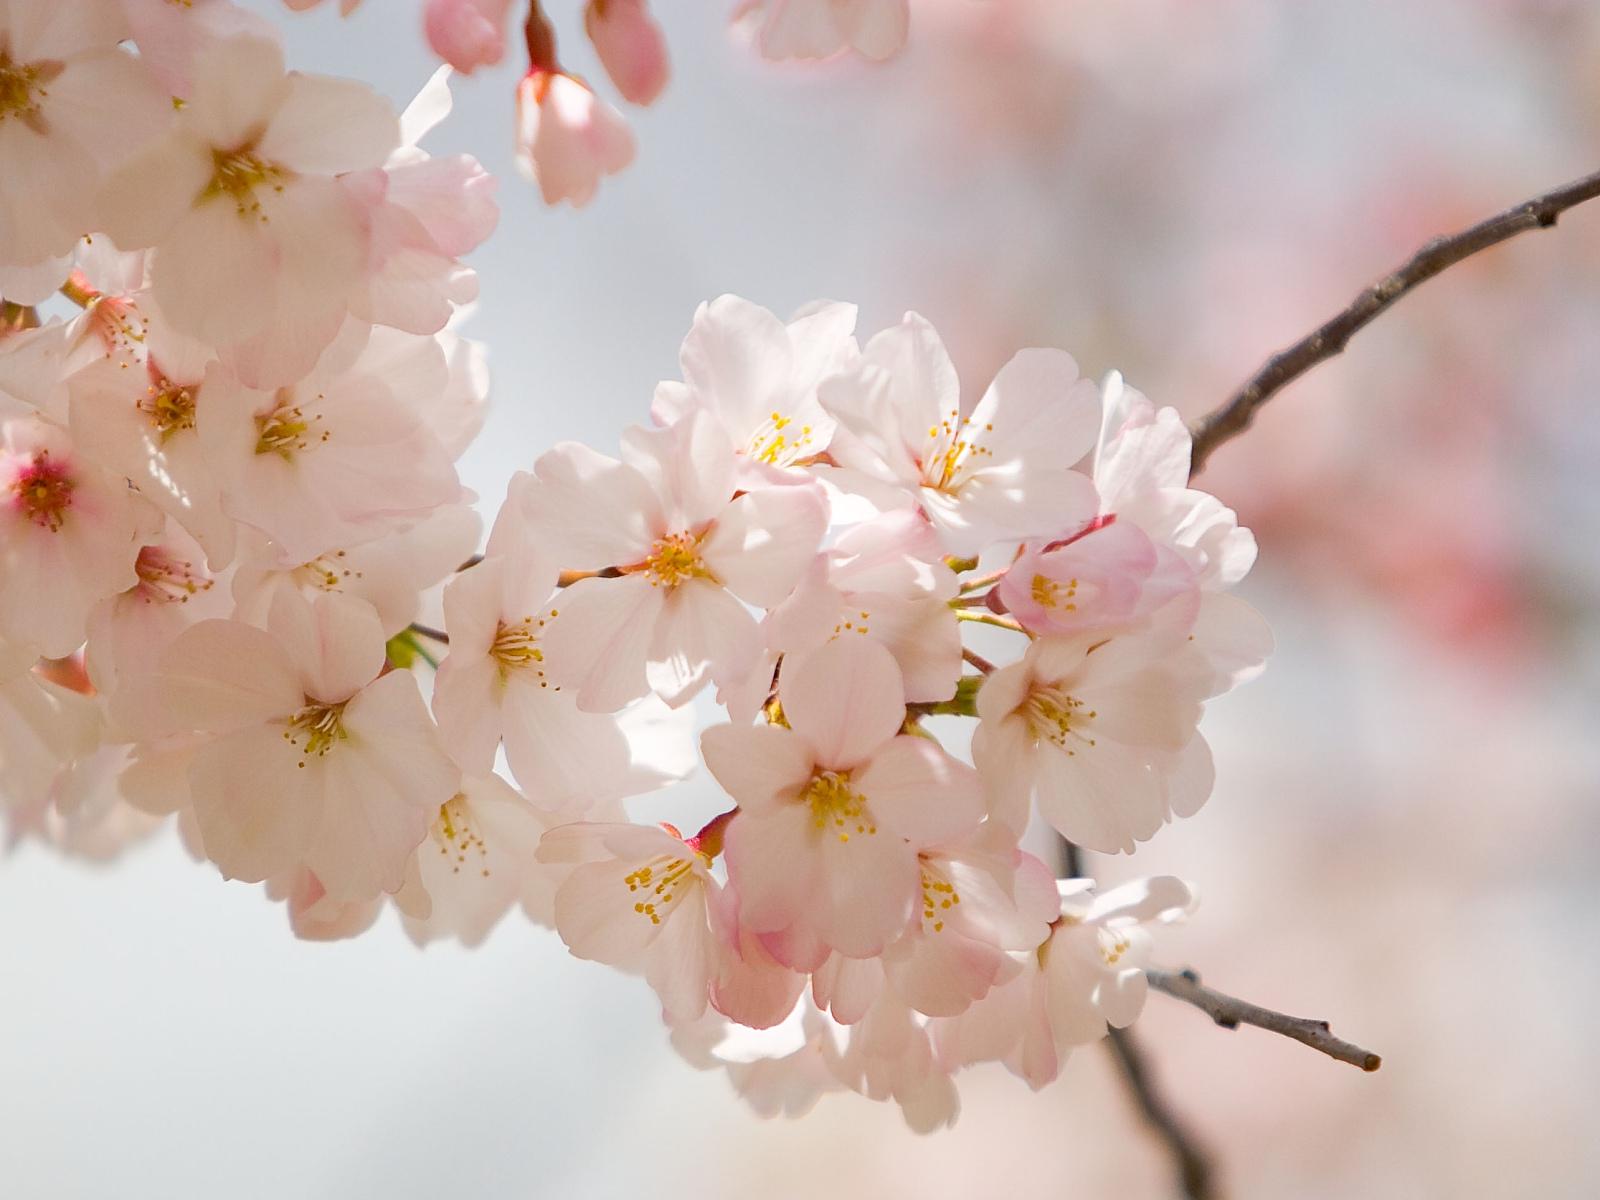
top-left (585, 0), bottom-right (671, 106)
top-left (513, 70), bottom-right (635, 208)
top-left (735, 0), bottom-right (911, 62)
top-left (423, 0), bottom-right (514, 74)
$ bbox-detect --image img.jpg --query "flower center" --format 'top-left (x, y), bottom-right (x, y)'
top-left (434, 795), bottom-right (490, 878)
top-left (0, 51), bottom-right (58, 126)
top-left (1031, 574), bottom-right (1078, 612)
top-left (133, 546), bottom-right (213, 604)
top-left (920, 410), bottom-right (995, 492)
top-left (490, 615), bottom-right (547, 681)
top-left (292, 550), bottom-right (361, 592)
top-left (747, 410), bottom-right (816, 466)
top-left (919, 864), bottom-right (962, 934)
top-left (1098, 928), bottom-right (1133, 966)
top-left (282, 699), bottom-right (348, 765)
top-left (802, 769), bottom-right (876, 843)
top-left (644, 532), bottom-right (714, 589)
top-left (255, 390), bottom-right (326, 460)
top-left (10, 451), bottom-right (74, 531)
top-left (203, 144), bottom-right (289, 219)
top-left (139, 379), bottom-right (198, 442)
top-left (1020, 684), bottom-right (1097, 755)
top-left (623, 853), bottom-right (704, 925)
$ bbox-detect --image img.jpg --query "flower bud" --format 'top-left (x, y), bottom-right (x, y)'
top-left (513, 71), bottom-right (636, 208)
top-left (584, 0), bottom-right (671, 107)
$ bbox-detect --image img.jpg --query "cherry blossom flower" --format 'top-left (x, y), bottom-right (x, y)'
top-left (821, 313), bottom-right (1102, 556)
top-left (423, 0), bottom-right (513, 74)
top-left (196, 330), bottom-right (463, 565)
top-left (83, 519), bottom-right (232, 693)
top-left (67, 351), bottom-right (238, 568)
top-left (432, 551), bottom-right (697, 805)
top-left (0, 414), bottom-right (160, 657)
top-left (0, 643), bottom-right (101, 831)
top-left (513, 70), bottom-right (635, 209)
top-left (931, 876), bottom-right (1195, 1089)
top-left (541, 819), bottom-right (722, 1021)
top-left (585, 0), bottom-right (670, 106)
top-left (510, 411), bottom-right (828, 710)
top-left (881, 830), bottom-right (1058, 1018)
top-left (398, 772), bottom-right (566, 947)
top-left (971, 614), bottom-right (1243, 851)
top-left (1094, 372), bottom-right (1257, 589)
top-left (344, 67), bottom-right (497, 337)
top-left (736, 0), bottom-right (911, 62)
top-left (131, 591), bottom-right (459, 900)
top-left (230, 504), bottom-right (480, 639)
top-left (705, 638), bottom-right (984, 960)
top-left (0, 0), bottom-right (170, 269)
top-left (98, 35), bottom-right (399, 386)
top-left (830, 991), bottom-right (960, 1132)
top-left (997, 517), bottom-right (1200, 640)
top-left (763, 508), bottom-right (961, 703)
top-left (118, 0), bottom-right (280, 98)
top-left (1043, 875), bottom-right (1195, 1047)
top-left (652, 294), bottom-right (856, 477)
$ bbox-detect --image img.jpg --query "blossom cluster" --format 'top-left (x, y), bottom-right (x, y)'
top-left (0, 5), bottom-right (1267, 1130)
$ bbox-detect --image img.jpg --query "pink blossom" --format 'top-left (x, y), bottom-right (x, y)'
top-left (118, 0), bottom-right (280, 98)
top-left (508, 411), bottom-right (828, 710)
top-left (0, 415), bottom-right (160, 657)
top-left (0, 0), bottom-right (170, 268)
top-left (706, 638), bottom-right (983, 960)
top-left (423, 0), bottom-right (513, 74)
top-left (763, 509), bottom-right (962, 703)
top-left (196, 329), bottom-right (464, 565)
top-left (585, 0), bottom-right (671, 106)
top-left (540, 819), bottom-right (722, 1022)
top-left (98, 36), bottom-right (399, 386)
top-left (432, 551), bottom-right (697, 805)
top-left (513, 70), bottom-right (635, 209)
top-left (1094, 373), bottom-right (1258, 589)
top-left (973, 599), bottom-right (1269, 851)
top-left (131, 591), bottom-right (459, 900)
top-left (738, 0), bottom-right (911, 62)
top-left (398, 773), bottom-right (566, 947)
top-left (997, 517), bottom-right (1200, 639)
top-left (653, 294), bottom-right (856, 476)
top-left (820, 313), bottom-right (1102, 556)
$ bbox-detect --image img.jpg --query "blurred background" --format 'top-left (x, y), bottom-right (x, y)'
top-left (4, 0), bottom-right (1600, 1195)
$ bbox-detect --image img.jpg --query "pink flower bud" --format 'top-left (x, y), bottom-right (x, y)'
top-left (584, 0), bottom-right (671, 107)
top-left (514, 71), bottom-right (636, 208)
top-left (423, 0), bottom-right (513, 75)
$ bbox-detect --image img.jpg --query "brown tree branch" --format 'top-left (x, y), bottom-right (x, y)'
top-left (1147, 967), bottom-right (1381, 1072)
top-left (1188, 166), bottom-right (1600, 476)
top-left (1105, 1026), bottom-right (1217, 1200)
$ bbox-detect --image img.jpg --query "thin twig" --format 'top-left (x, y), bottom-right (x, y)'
top-left (1147, 968), bottom-right (1381, 1072)
top-left (1188, 166), bottom-right (1600, 476)
top-left (954, 610), bottom-right (1026, 634)
top-left (960, 647), bottom-right (996, 674)
top-left (1105, 1026), bottom-right (1216, 1200)
top-left (409, 622), bottom-right (450, 645)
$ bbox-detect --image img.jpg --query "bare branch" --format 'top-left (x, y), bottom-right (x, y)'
top-left (1104, 1026), bottom-right (1217, 1200)
top-left (1188, 166), bottom-right (1600, 476)
top-left (1147, 967), bottom-right (1381, 1072)
top-left (408, 622), bottom-right (450, 645)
